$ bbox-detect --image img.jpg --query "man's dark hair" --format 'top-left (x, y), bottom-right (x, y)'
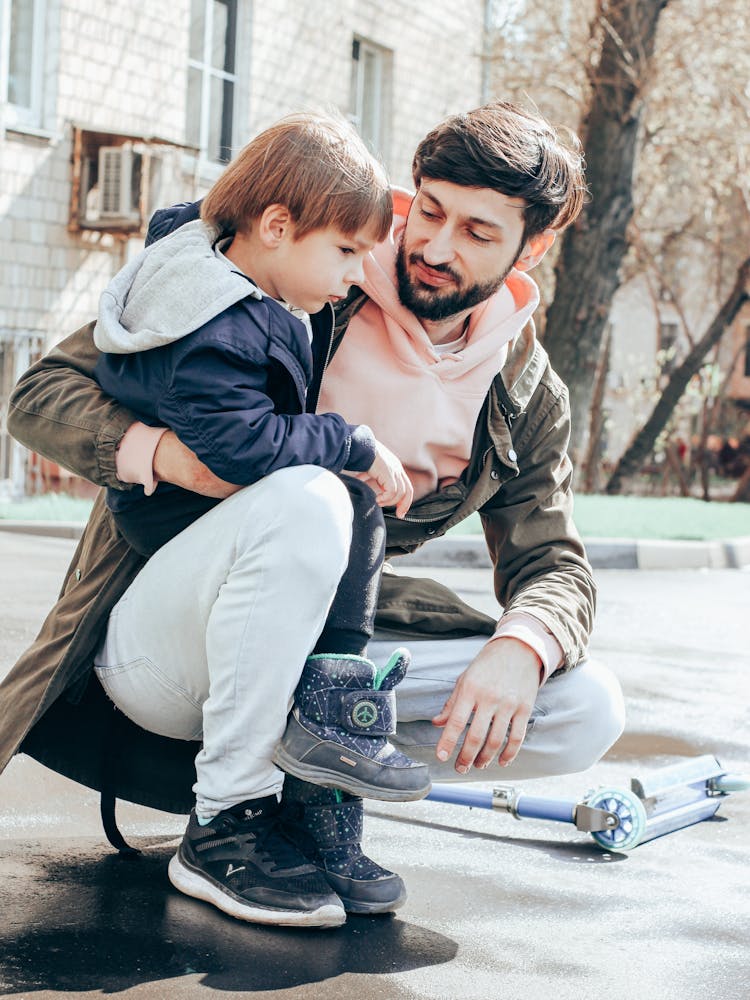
top-left (412, 101), bottom-right (587, 241)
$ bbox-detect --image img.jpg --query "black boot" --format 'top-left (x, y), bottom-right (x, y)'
top-left (280, 776), bottom-right (406, 915)
top-left (273, 648), bottom-right (431, 802)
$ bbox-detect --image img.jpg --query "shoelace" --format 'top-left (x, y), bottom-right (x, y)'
top-left (236, 815), bottom-right (311, 873)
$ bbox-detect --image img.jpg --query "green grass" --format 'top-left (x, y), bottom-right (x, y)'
top-left (573, 494), bottom-right (750, 540)
top-left (2, 492), bottom-right (748, 541)
top-left (448, 494), bottom-right (750, 541)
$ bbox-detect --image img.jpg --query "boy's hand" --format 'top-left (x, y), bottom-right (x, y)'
top-left (367, 441), bottom-right (414, 518)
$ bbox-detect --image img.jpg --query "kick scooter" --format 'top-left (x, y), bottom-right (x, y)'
top-left (424, 755), bottom-right (749, 851)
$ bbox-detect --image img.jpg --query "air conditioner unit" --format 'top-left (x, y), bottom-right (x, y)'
top-left (98, 144), bottom-right (142, 222)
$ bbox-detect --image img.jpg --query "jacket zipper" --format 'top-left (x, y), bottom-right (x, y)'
top-left (398, 447), bottom-right (497, 526)
top-left (307, 305), bottom-right (335, 414)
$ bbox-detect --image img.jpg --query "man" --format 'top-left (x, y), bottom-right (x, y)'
top-left (2, 102), bottom-right (625, 927)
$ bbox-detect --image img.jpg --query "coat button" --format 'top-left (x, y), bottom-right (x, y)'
top-left (490, 469), bottom-right (499, 480)
top-left (75, 568), bottom-right (82, 581)
top-left (508, 449), bottom-right (518, 463)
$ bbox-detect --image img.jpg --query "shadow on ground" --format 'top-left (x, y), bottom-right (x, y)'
top-left (366, 808), bottom-right (628, 864)
top-left (1, 839), bottom-right (457, 995)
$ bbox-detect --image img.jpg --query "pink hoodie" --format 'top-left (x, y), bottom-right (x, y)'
top-left (317, 190), bottom-right (539, 501)
top-left (318, 190), bottom-right (562, 679)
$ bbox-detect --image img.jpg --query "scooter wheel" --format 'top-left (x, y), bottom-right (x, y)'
top-left (586, 788), bottom-right (647, 851)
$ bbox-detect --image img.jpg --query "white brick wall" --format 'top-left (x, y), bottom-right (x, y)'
top-left (56, 1), bottom-right (187, 140)
top-left (2, 0), bottom-right (485, 355)
top-left (0, 4), bottom-right (490, 512)
top-left (245, 0), bottom-right (483, 184)
top-left (2, 0), bottom-right (487, 490)
top-left (1, 2), bottom-right (192, 351)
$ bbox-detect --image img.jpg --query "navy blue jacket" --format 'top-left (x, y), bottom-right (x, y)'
top-left (95, 204), bottom-right (375, 554)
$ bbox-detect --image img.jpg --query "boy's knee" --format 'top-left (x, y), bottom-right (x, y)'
top-left (267, 466), bottom-right (353, 577)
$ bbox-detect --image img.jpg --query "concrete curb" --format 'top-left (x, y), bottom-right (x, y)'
top-left (0, 520), bottom-right (84, 540)
top-left (393, 534), bottom-right (750, 571)
top-left (1, 519), bottom-right (748, 570)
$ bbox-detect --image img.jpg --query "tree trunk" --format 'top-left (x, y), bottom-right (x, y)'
top-left (732, 466), bottom-right (750, 504)
top-left (544, 0), bottom-right (670, 466)
top-left (582, 321), bottom-right (612, 493)
top-left (606, 257), bottom-right (750, 494)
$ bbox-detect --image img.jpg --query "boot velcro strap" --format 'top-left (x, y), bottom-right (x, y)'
top-left (299, 801), bottom-right (363, 847)
top-left (338, 689), bottom-right (396, 735)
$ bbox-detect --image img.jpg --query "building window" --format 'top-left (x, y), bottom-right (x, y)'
top-left (186, 0), bottom-right (238, 164)
top-left (0, 334), bottom-right (43, 498)
top-left (349, 37), bottom-right (391, 162)
top-left (0, 0), bottom-right (46, 128)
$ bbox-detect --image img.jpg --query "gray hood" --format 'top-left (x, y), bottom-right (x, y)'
top-left (93, 220), bottom-right (261, 354)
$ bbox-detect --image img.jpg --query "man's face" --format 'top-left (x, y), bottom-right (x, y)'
top-left (396, 179), bottom-right (528, 321)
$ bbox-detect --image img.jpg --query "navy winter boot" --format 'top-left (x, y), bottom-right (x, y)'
top-left (273, 648), bottom-right (431, 802)
top-left (280, 776), bottom-right (406, 914)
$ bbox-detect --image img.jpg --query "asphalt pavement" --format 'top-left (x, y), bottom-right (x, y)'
top-left (1, 531), bottom-right (748, 1000)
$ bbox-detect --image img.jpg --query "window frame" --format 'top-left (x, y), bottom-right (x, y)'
top-left (0, 0), bottom-right (47, 130)
top-left (349, 35), bottom-right (392, 164)
top-left (0, 332), bottom-right (44, 499)
top-left (186, 0), bottom-right (239, 167)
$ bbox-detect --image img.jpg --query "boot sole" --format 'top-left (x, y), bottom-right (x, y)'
top-left (344, 895), bottom-right (406, 915)
top-left (168, 853), bottom-right (346, 928)
top-left (322, 863), bottom-right (407, 915)
top-left (339, 887), bottom-right (407, 915)
top-left (273, 744), bottom-right (431, 802)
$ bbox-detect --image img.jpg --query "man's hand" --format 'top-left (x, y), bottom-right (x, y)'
top-left (153, 431), bottom-right (240, 499)
top-left (366, 440), bottom-right (414, 518)
top-left (432, 637), bottom-right (541, 772)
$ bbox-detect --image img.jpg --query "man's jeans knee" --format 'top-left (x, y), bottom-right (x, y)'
top-left (369, 636), bottom-right (625, 782)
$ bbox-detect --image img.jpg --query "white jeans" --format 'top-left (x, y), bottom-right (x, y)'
top-left (95, 467), bottom-right (354, 816)
top-left (94, 465), bottom-right (625, 815)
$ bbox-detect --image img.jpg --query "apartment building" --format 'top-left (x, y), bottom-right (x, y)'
top-left (0, 0), bottom-right (487, 496)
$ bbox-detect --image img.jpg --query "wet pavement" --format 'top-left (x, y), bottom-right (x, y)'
top-left (1, 532), bottom-right (748, 1000)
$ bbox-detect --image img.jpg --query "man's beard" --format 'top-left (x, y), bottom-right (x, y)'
top-left (395, 238), bottom-right (514, 322)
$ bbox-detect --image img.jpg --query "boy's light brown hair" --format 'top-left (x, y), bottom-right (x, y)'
top-left (201, 112), bottom-right (392, 242)
top-left (412, 101), bottom-right (587, 241)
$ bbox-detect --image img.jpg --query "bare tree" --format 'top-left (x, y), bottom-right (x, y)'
top-left (602, 0), bottom-right (750, 494)
top-left (488, 0), bottom-right (750, 494)
top-left (605, 256), bottom-right (750, 493)
top-left (542, 0), bottom-right (671, 465)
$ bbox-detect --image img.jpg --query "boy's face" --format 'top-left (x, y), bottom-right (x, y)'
top-left (396, 179), bottom-right (545, 321)
top-left (273, 225), bottom-right (377, 314)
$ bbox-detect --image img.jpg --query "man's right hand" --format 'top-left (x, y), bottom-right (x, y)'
top-left (153, 431), bottom-right (240, 499)
top-left (153, 430), bottom-right (413, 512)
top-left (367, 440), bottom-right (414, 518)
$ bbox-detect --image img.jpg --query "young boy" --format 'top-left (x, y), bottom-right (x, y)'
top-left (91, 112), bottom-right (430, 928)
